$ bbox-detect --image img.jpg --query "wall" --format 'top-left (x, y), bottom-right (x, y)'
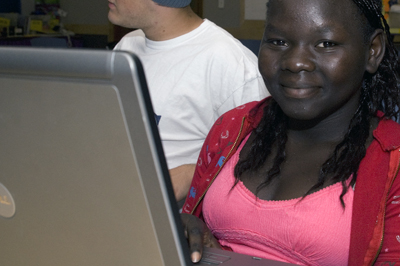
top-left (60, 0), bottom-right (110, 35)
top-left (203, 0), bottom-right (241, 28)
top-left (203, 0), bottom-right (266, 40)
top-left (244, 0), bottom-right (267, 20)
top-left (20, 0), bottom-right (33, 16)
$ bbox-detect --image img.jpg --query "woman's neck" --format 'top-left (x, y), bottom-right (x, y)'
top-left (287, 104), bottom-right (359, 145)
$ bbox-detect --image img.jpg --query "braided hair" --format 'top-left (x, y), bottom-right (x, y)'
top-left (234, 0), bottom-right (400, 206)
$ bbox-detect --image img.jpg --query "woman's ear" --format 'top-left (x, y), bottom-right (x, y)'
top-left (366, 29), bottom-right (386, 74)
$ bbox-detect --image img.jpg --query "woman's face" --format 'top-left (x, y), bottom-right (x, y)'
top-left (259, 0), bottom-right (373, 123)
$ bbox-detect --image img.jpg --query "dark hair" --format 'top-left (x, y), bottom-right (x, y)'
top-left (235, 0), bottom-right (400, 206)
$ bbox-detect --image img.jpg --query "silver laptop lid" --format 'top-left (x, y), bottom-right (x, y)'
top-left (0, 47), bottom-right (191, 266)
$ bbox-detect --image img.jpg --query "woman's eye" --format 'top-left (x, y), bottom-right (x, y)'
top-left (270, 40), bottom-right (287, 46)
top-left (317, 41), bottom-right (336, 48)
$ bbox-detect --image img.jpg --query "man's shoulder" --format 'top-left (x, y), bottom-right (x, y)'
top-left (124, 29), bottom-right (145, 37)
top-left (194, 20), bottom-right (256, 56)
top-left (114, 30), bottom-right (145, 50)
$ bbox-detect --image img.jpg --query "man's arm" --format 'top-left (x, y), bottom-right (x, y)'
top-left (169, 164), bottom-right (196, 202)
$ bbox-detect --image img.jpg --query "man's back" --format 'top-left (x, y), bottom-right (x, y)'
top-left (115, 19), bottom-right (268, 171)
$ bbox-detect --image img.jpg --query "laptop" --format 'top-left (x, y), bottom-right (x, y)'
top-left (0, 47), bottom-right (293, 266)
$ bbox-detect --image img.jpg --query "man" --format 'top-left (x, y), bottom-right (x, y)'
top-left (108, 0), bottom-right (269, 201)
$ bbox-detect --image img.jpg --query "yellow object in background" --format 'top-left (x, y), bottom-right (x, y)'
top-left (0, 17), bottom-right (10, 28)
top-left (49, 19), bottom-right (59, 30)
top-left (30, 20), bottom-right (43, 32)
top-left (383, 0), bottom-right (390, 19)
top-left (391, 28), bottom-right (400, 34)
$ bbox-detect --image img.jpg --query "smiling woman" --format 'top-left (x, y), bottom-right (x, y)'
top-left (181, 0), bottom-right (400, 265)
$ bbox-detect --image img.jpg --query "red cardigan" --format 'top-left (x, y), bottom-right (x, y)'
top-left (182, 98), bottom-right (400, 265)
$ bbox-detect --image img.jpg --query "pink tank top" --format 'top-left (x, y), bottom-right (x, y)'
top-left (203, 135), bottom-right (353, 266)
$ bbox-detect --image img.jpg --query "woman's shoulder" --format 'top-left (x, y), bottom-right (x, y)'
top-left (374, 116), bottom-right (400, 151)
top-left (202, 99), bottom-right (268, 156)
top-left (220, 98), bottom-right (269, 122)
top-left (207, 99), bottom-right (267, 136)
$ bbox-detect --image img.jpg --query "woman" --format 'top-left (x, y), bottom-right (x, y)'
top-left (181, 0), bottom-right (400, 265)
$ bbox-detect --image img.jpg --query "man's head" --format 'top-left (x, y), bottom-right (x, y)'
top-left (152, 0), bottom-right (191, 7)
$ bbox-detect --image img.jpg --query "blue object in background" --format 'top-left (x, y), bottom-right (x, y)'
top-left (0, 0), bottom-right (21, 13)
top-left (239, 39), bottom-right (261, 56)
top-left (30, 37), bottom-right (68, 47)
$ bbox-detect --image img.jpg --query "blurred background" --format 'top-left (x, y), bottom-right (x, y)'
top-left (0, 0), bottom-right (398, 54)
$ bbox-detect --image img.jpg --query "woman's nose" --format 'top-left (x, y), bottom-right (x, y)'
top-left (281, 45), bottom-right (316, 73)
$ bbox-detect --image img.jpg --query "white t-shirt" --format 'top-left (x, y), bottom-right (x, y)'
top-left (114, 19), bottom-right (269, 169)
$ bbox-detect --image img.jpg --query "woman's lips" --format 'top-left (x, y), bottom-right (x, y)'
top-left (282, 86), bottom-right (320, 99)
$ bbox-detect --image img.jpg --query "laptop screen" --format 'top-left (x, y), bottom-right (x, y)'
top-left (0, 47), bottom-right (191, 266)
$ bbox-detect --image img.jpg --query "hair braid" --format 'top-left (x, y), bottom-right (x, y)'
top-left (353, 0), bottom-right (400, 119)
top-left (308, 88), bottom-right (371, 206)
top-left (234, 98), bottom-right (288, 188)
